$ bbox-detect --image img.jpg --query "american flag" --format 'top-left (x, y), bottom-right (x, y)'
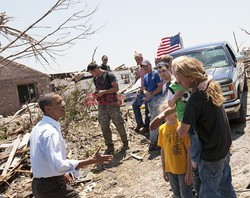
top-left (156, 34), bottom-right (182, 60)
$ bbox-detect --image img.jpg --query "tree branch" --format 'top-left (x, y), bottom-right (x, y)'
top-left (0, 0), bottom-right (100, 68)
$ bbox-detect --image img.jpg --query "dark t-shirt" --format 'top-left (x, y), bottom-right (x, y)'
top-left (93, 71), bottom-right (117, 105)
top-left (100, 64), bottom-right (111, 71)
top-left (182, 91), bottom-right (231, 162)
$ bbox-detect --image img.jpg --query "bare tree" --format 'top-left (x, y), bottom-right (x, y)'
top-left (0, 0), bottom-right (99, 68)
top-left (241, 28), bottom-right (250, 36)
top-left (239, 28), bottom-right (250, 50)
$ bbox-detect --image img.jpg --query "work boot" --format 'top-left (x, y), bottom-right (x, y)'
top-left (104, 145), bottom-right (114, 155)
top-left (134, 124), bottom-right (144, 132)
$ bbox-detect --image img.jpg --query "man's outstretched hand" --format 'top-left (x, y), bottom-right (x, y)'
top-left (93, 147), bottom-right (113, 164)
top-left (76, 147), bottom-right (113, 169)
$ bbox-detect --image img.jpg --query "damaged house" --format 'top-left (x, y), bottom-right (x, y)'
top-left (0, 57), bottom-right (50, 115)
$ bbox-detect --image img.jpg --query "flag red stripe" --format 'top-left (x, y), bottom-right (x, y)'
top-left (157, 47), bottom-right (181, 56)
top-left (157, 47), bottom-right (181, 58)
top-left (161, 37), bottom-right (170, 42)
top-left (158, 45), bottom-right (171, 50)
top-left (157, 45), bottom-right (181, 55)
top-left (161, 40), bottom-right (170, 45)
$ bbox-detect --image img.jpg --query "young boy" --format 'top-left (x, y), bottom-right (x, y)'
top-left (158, 105), bottom-right (193, 198)
top-left (166, 78), bottom-right (208, 197)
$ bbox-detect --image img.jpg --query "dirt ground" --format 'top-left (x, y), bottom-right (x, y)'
top-left (1, 86), bottom-right (250, 198)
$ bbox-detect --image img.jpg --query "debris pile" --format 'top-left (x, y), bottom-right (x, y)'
top-left (245, 61), bottom-right (250, 78)
top-left (0, 104), bottom-right (42, 196)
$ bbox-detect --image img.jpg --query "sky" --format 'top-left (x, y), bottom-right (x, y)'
top-left (1, 0), bottom-right (250, 74)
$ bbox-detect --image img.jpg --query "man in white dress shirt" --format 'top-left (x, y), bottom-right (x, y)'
top-left (30, 93), bottom-right (113, 198)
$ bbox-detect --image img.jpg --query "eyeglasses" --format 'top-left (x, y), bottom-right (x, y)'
top-left (158, 69), bottom-right (167, 73)
top-left (141, 64), bottom-right (149, 67)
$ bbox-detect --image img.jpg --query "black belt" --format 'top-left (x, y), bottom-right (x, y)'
top-left (34, 175), bottom-right (64, 180)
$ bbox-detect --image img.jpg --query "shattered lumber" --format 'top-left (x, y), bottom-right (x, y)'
top-left (0, 133), bottom-right (31, 190)
top-left (0, 156), bottom-right (28, 185)
top-left (0, 148), bottom-right (29, 161)
top-left (1, 136), bottom-right (20, 176)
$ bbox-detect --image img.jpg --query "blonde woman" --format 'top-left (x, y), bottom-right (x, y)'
top-left (174, 56), bottom-right (236, 198)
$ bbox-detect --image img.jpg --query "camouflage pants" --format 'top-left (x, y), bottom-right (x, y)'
top-left (98, 104), bottom-right (128, 147)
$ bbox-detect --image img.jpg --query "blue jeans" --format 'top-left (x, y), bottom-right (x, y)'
top-left (147, 95), bottom-right (163, 145)
top-left (132, 91), bottom-right (150, 128)
top-left (167, 173), bottom-right (193, 198)
top-left (198, 152), bottom-right (236, 198)
top-left (189, 127), bottom-right (201, 163)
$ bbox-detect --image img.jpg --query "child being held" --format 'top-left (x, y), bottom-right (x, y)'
top-left (166, 77), bottom-right (211, 197)
top-left (157, 102), bottom-right (193, 198)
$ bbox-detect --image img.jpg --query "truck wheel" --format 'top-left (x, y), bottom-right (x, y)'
top-left (234, 98), bottom-right (246, 123)
top-left (244, 74), bottom-right (248, 91)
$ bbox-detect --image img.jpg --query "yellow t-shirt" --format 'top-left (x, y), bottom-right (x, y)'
top-left (157, 121), bottom-right (190, 174)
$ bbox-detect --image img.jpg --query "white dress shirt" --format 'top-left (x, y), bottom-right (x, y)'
top-left (30, 116), bottom-right (79, 178)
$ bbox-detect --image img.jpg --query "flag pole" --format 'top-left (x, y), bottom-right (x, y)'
top-left (152, 46), bottom-right (157, 66)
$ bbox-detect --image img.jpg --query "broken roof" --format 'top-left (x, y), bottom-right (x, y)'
top-left (0, 56), bottom-right (50, 81)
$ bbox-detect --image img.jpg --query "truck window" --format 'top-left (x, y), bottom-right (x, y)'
top-left (178, 47), bottom-right (229, 68)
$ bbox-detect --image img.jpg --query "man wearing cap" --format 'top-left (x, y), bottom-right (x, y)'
top-left (132, 52), bottom-right (150, 133)
top-left (100, 55), bottom-right (111, 71)
top-left (142, 60), bottom-right (163, 151)
top-left (87, 63), bottom-right (128, 154)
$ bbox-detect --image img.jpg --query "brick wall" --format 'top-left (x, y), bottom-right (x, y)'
top-left (0, 76), bottom-right (50, 116)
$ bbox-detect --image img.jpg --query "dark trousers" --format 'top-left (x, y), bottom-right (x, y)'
top-left (132, 91), bottom-right (150, 128)
top-left (32, 176), bottom-right (80, 198)
top-left (167, 173), bottom-right (193, 198)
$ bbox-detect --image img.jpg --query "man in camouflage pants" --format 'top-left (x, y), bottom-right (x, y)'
top-left (87, 63), bottom-right (128, 154)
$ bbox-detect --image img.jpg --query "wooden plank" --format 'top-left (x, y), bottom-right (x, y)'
top-left (16, 169), bottom-right (32, 174)
top-left (0, 156), bottom-right (26, 184)
top-left (18, 133), bottom-right (30, 149)
top-left (0, 147), bottom-right (30, 162)
top-left (0, 143), bottom-right (12, 150)
top-left (10, 157), bottom-right (21, 168)
top-left (1, 136), bottom-right (20, 176)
